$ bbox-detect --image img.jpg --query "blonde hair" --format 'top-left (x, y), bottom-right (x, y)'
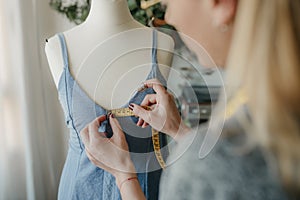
top-left (225, 0), bottom-right (300, 196)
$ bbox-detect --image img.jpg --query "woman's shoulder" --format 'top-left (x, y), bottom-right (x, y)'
top-left (160, 124), bottom-right (288, 200)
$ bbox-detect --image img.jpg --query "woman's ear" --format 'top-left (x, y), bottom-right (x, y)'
top-left (212, 0), bottom-right (238, 26)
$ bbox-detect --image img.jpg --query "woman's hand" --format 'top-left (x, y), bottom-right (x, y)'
top-left (130, 79), bottom-right (191, 141)
top-left (80, 115), bottom-right (136, 186)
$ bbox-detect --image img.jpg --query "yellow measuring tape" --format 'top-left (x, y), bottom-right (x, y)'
top-left (108, 106), bottom-right (166, 170)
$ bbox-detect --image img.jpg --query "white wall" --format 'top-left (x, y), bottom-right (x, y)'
top-left (0, 0), bottom-right (77, 198)
top-left (36, 0), bottom-right (74, 152)
top-left (35, 1), bottom-right (75, 198)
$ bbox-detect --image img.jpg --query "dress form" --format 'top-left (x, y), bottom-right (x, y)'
top-left (45, 0), bottom-right (174, 109)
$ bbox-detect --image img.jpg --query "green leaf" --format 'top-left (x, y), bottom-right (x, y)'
top-left (49, 0), bottom-right (169, 27)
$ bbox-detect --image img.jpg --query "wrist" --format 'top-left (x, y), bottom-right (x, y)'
top-left (172, 122), bottom-right (191, 142)
top-left (115, 172), bottom-right (137, 189)
top-left (114, 162), bottom-right (137, 188)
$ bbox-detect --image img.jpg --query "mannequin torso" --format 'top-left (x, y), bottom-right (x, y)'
top-left (45, 0), bottom-right (174, 110)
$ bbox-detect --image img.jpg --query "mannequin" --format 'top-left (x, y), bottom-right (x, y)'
top-left (45, 0), bottom-right (174, 110)
top-left (45, 0), bottom-right (174, 199)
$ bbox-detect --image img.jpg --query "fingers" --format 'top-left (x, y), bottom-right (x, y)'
top-left (87, 115), bottom-right (109, 142)
top-left (137, 118), bottom-right (144, 126)
top-left (140, 94), bottom-right (157, 107)
top-left (131, 103), bottom-right (151, 124)
top-left (89, 115), bottom-right (107, 133)
top-left (109, 115), bottom-right (125, 139)
top-left (95, 115), bottom-right (107, 126)
top-left (81, 115), bottom-right (106, 141)
top-left (109, 115), bottom-right (130, 152)
top-left (143, 79), bottom-right (167, 95)
top-left (137, 118), bottom-right (149, 128)
top-left (142, 122), bottom-right (149, 128)
top-left (132, 94), bottom-right (155, 128)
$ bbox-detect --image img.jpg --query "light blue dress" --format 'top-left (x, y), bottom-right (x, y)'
top-left (57, 29), bottom-right (168, 200)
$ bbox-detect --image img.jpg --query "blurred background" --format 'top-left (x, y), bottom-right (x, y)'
top-left (0, 1), bottom-right (77, 199)
top-left (0, 0), bottom-right (221, 199)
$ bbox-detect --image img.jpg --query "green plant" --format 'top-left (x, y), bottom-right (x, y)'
top-left (49, 0), bottom-right (90, 25)
top-left (49, 0), bottom-right (167, 26)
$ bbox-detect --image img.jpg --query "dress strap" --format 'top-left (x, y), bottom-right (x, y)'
top-left (148, 29), bottom-right (167, 87)
top-left (152, 29), bottom-right (158, 64)
top-left (57, 33), bottom-right (84, 150)
top-left (57, 33), bottom-right (69, 69)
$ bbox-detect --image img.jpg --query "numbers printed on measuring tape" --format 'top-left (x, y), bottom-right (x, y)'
top-left (108, 106), bottom-right (152, 117)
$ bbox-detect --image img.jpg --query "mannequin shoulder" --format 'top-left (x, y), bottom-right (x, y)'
top-left (45, 34), bottom-right (65, 88)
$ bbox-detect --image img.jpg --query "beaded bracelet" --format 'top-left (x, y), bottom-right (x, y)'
top-left (118, 177), bottom-right (138, 192)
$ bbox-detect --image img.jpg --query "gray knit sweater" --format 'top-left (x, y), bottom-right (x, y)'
top-left (159, 124), bottom-right (288, 200)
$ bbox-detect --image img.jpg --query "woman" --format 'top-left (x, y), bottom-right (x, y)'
top-left (81, 0), bottom-right (300, 199)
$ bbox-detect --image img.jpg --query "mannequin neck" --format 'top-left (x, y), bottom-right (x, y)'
top-left (85, 0), bottom-right (134, 26)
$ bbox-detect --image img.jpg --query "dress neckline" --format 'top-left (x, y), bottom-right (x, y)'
top-left (57, 29), bottom-right (165, 111)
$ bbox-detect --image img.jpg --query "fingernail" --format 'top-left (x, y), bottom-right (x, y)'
top-left (129, 104), bottom-right (134, 110)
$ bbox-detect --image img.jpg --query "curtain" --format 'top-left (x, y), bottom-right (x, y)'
top-left (0, 0), bottom-right (74, 199)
